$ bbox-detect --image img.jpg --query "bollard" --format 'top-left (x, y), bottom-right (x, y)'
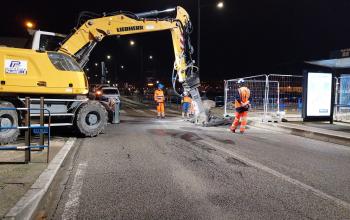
top-left (111, 99), bottom-right (121, 124)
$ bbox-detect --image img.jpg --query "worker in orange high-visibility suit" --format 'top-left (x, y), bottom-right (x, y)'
top-left (230, 79), bottom-right (251, 134)
top-left (181, 92), bottom-right (192, 119)
top-left (154, 83), bottom-right (165, 118)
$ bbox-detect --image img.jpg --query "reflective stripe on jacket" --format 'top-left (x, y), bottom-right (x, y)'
top-left (154, 89), bottom-right (165, 103)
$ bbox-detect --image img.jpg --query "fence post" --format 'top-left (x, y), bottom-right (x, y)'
top-left (24, 97), bottom-right (31, 163)
top-left (334, 77), bottom-right (339, 121)
top-left (40, 97), bottom-right (44, 146)
top-left (224, 80), bottom-right (227, 117)
top-left (277, 81), bottom-right (280, 113)
top-left (264, 75), bottom-right (269, 122)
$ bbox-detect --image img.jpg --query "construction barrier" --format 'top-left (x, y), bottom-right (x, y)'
top-left (267, 74), bottom-right (303, 118)
top-left (225, 75), bottom-right (268, 118)
top-left (224, 74), bottom-right (303, 121)
top-left (225, 74), bottom-right (350, 122)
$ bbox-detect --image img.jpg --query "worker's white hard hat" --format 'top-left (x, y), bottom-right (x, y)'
top-left (237, 79), bottom-right (245, 84)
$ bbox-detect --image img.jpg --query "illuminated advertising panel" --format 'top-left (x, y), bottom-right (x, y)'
top-left (302, 72), bottom-right (334, 122)
top-left (306, 72), bottom-right (332, 116)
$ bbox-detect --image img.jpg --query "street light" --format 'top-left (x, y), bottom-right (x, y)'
top-left (25, 20), bottom-right (35, 29)
top-left (120, 65), bottom-right (124, 69)
top-left (149, 55), bottom-right (153, 60)
top-left (94, 63), bottom-right (98, 66)
top-left (130, 40), bottom-right (135, 46)
top-left (217, 1), bottom-right (224, 9)
top-left (106, 55), bottom-right (111, 60)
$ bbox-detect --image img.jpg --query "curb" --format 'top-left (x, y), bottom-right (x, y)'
top-left (3, 138), bottom-right (77, 220)
top-left (250, 121), bottom-right (350, 147)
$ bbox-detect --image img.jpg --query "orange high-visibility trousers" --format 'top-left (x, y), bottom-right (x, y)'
top-left (157, 102), bottom-right (165, 114)
top-left (231, 111), bottom-right (248, 132)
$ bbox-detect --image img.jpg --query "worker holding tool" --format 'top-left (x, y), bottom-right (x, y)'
top-left (230, 79), bottom-right (251, 134)
top-left (181, 91), bottom-right (192, 119)
top-left (154, 83), bottom-right (165, 118)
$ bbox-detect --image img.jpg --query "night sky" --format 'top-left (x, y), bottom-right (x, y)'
top-left (2, 0), bottom-right (350, 84)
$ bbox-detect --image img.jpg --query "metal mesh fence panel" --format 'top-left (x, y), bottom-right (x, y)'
top-left (335, 76), bottom-right (350, 122)
top-left (267, 74), bottom-right (303, 117)
top-left (224, 75), bottom-right (268, 119)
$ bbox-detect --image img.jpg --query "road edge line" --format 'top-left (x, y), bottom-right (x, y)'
top-left (4, 137), bottom-right (77, 220)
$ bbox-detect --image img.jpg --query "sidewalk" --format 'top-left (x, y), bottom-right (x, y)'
top-left (0, 137), bottom-right (73, 219)
top-left (250, 120), bottom-right (350, 147)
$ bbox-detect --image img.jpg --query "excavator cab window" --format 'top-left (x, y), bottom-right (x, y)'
top-left (47, 52), bottom-right (82, 72)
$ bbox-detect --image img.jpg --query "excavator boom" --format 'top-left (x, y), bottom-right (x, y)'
top-left (58, 6), bottom-right (209, 124)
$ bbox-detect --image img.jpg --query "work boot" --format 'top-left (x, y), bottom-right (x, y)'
top-left (240, 130), bottom-right (245, 134)
top-left (229, 126), bottom-right (236, 133)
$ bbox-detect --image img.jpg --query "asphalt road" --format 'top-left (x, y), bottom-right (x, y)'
top-left (52, 99), bottom-right (350, 220)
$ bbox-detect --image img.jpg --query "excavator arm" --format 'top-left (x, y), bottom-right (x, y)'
top-left (58, 6), bottom-right (209, 124)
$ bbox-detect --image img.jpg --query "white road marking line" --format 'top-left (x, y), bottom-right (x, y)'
top-left (201, 139), bottom-right (350, 211)
top-left (62, 162), bottom-right (88, 220)
top-left (150, 109), bottom-right (157, 113)
top-left (120, 110), bottom-right (126, 114)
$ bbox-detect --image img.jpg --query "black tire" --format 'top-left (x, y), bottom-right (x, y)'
top-left (0, 102), bottom-right (19, 144)
top-left (75, 101), bottom-right (107, 137)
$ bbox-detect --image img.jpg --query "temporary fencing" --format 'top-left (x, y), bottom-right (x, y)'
top-left (267, 74), bottom-right (303, 117)
top-left (225, 74), bottom-right (350, 122)
top-left (224, 74), bottom-right (303, 121)
top-left (224, 75), bottom-right (268, 118)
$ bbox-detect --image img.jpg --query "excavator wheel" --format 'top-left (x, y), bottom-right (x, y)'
top-left (0, 101), bottom-right (19, 144)
top-left (75, 101), bottom-right (108, 137)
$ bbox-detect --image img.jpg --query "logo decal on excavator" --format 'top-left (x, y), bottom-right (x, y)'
top-left (4, 59), bottom-right (27, 74)
top-left (117, 25), bottom-right (144, 32)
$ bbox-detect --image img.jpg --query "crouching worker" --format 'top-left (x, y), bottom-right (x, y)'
top-left (154, 83), bottom-right (165, 118)
top-left (230, 79), bottom-right (251, 134)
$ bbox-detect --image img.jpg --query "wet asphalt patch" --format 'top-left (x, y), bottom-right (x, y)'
top-left (148, 129), bottom-right (203, 142)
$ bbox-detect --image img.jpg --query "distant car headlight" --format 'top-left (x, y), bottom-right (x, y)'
top-left (96, 90), bottom-right (102, 96)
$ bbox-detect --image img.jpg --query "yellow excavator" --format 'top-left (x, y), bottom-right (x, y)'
top-left (0, 6), bottom-right (208, 143)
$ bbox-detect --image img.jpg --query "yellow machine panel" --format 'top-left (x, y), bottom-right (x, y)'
top-left (0, 47), bottom-right (88, 95)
